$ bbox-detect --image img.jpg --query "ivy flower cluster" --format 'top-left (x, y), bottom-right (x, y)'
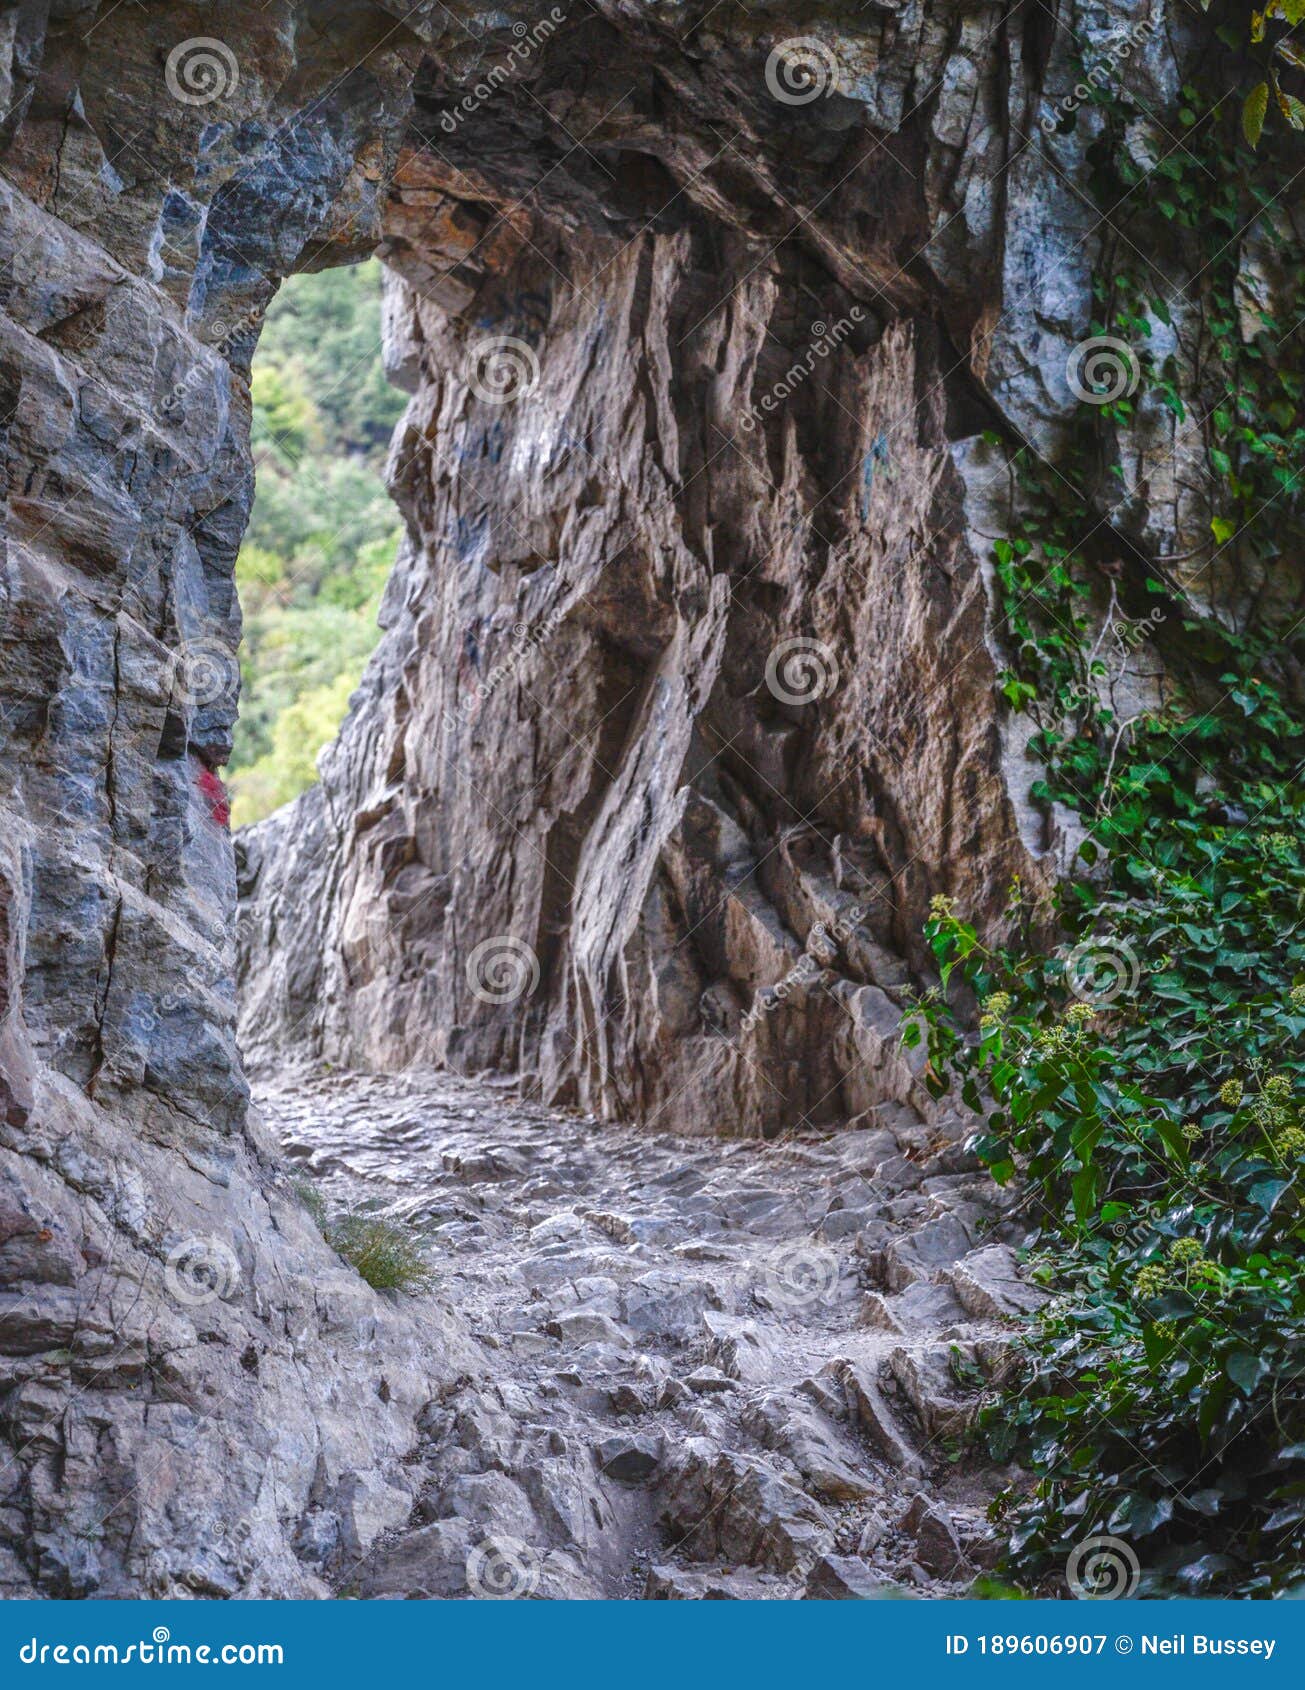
top-left (1215, 1072), bottom-right (1303, 1164)
top-left (1133, 1238), bottom-right (1223, 1308)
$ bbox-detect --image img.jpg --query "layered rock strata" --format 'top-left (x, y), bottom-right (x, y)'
top-left (0, 0), bottom-right (464, 1598)
top-left (0, 0), bottom-right (1239, 1598)
top-left (239, 0), bottom-right (1203, 1144)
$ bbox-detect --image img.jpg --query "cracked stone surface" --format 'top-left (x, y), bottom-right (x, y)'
top-left (1, 0), bottom-right (1266, 1598)
top-left (257, 1065), bottom-right (1039, 1599)
top-left (235, 0), bottom-right (1226, 1155)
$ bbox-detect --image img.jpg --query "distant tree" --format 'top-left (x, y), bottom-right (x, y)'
top-left (229, 259), bottom-right (404, 823)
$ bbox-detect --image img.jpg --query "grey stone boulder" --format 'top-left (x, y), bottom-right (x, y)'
top-left (901, 1495), bottom-right (968, 1580)
top-left (834, 1357), bottom-right (924, 1476)
top-left (660, 1442), bottom-right (834, 1574)
top-left (595, 1432), bottom-right (663, 1484)
top-left (805, 1555), bottom-right (899, 1599)
top-left (948, 1244), bottom-right (1048, 1320)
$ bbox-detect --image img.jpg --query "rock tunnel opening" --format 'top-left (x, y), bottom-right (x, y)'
top-left (230, 12), bottom-right (1041, 1140)
top-left (7, 0), bottom-right (1255, 1601)
top-left (227, 258), bottom-right (404, 832)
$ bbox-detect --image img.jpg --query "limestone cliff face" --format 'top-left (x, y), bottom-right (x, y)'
top-left (0, 0), bottom-right (482, 1598)
top-left (237, 0), bottom-right (1200, 1139)
top-left (0, 0), bottom-right (1239, 1600)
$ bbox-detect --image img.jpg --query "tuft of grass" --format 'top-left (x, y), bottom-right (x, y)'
top-left (292, 1177), bottom-right (328, 1229)
top-left (293, 1179), bottom-right (431, 1292)
top-left (324, 1213), bottom-right (432, 1292)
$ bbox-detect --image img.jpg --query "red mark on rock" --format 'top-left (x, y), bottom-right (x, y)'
top-left (197, 766), bottom-right (230, 828)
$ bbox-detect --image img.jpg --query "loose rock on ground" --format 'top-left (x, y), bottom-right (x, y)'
top-left (258, 1065), bottom-right (1041, 1600)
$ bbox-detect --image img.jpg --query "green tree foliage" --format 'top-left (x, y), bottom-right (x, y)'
top-left (229, 259), bottom-right (405, 827)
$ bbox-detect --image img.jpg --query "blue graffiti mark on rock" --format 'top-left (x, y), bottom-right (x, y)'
top-left (456, 419), bottom-right (507, 464)
top-left (860, 432), bottom-right (891, 517)
top-left (449, 509), bottom-right (491, 562)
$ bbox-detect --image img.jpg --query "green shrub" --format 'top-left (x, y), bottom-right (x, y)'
top-left (909, 819), bottom-right (1305, 1593)
top-left (293, 1181), bottom-right (432, 1293)
top-left (325, 1213), bottom-right (432, 1293)
top-left (230, 259), bottom-right (403, 825)
top-left (292, 1177), bottom-right (328, 1229)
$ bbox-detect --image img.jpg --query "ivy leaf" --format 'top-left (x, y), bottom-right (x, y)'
top-left (1277, 89), bottom-right (1305, 131)
top-left (1177, 1554), bottom-right (1239, 1590)
top-left (1248, 1175), bottom-right (1289, 1213)
top-left (1211, 515), bottom-right (1236, 545)
top-left (1243, 81), bottom-right (1269, 149)
top-left (1109, 1493), bottom-right (1173, 1536)
top-left (1226, 1350), bottom-right (1267, 1394)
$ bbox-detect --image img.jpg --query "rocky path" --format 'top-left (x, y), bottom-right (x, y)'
top-left (256, 1067), bottom-right (1040, 1600)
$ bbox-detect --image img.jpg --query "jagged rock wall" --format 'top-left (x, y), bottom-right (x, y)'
top-left (0, 0), bottom-right (1229, 1601)
top-left (0, 0), bottom-right (486, 1598)
top-left (237, 0), bottom-right (1200, 1137)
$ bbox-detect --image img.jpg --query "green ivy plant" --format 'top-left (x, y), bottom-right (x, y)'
top-left (905, 63), bottom-right (1305, 1594)
top-left (1240, 0), bottom-right (1305, 145)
